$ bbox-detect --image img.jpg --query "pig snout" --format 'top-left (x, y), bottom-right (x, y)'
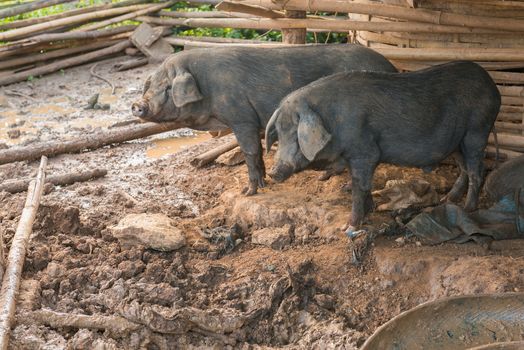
top-left (131, 100), bottom-right (150, 119)
top-left (268, 164), bottom-right (294, 183)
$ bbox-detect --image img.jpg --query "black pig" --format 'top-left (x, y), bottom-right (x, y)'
top-left (132, 45), bottom-right (397, 195)
top-left (265, 61), bottom-right (501, 230)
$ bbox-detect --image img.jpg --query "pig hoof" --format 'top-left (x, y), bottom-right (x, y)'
top-left (318, 171), bottom-right (333, 181)
top-left (242, 185), bottom-right (258, 196)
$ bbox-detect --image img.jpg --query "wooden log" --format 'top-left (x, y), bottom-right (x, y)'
top-left (500, 105), bottom-right (524, 113)
top-left (0, 157), bottom-right (47, 350)
top-left (498, 86), bottom-right (524, 97)
top-left (0, 0), bottom-right (73, 20)
top-left (136, 16), bottom-right (508, 34)
top-left (190, 139), bottom-right (239, 168)
top-left (497, 112), bottom-right (524, 122)
top-left (0, 168), bottom-right (107, 194)
top-left (373, 47), bottom-right (524, 62)
top-left (229, 0), bottom-right (524, 32)
top-left (77, 1), bottom-right (176, 32)
top-left (0, 1), bottom-right (149, 30)
top-left (0, 40), bottom-right (132, 87)
top-left (495, 122), bottom-right (524, 132)
top-left (489, 133), bottom-right (524, 148)
top-left (159, 9), bottom-right (255, 18)
top-left (167, 34), bottom-right (273, 44)
top-left (164, 37), bottom-right (283, 48)
top-left (502, 96), bottom-right (524, 105)
top-left (282, 10), bottom-right (307, 44)
top-left (486, 145), bottom-right (522, 159)
top-left (216, 1), bottom-right (284, 18)
top-left (489, 71), bottom-right (524, 84)
top-left (0, 122), bottom-right (183, 165)
top-left (0, 4), bottom-right (151, 42)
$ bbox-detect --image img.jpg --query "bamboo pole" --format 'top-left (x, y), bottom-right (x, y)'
top-left (0, 1), bottom-right (149, 30)
top-left (15, 24), bottom-right (138, 44)
top-left (77, 1), bottom-right (176, 32)
top-left (486, 145), bottom-right (522, 160)
top-left (0, 4), bottom-right (151, 42)
top-left (159, 9), bottom-right (254, 18)
top-left (0, 0), bottom-right (73, 20)
top-left (489, 71), bottom-right (524, 84)
top-left (0, 39), bottom-right (122, 71)
top-left (227, 0), bottom-right (524, 32)
top-left (373, 47), bottom-right (524, 62)
top-left (136, 16), bottom-right (507, 34)
top-left (489, 133), bottom-right (524, 148)
top-left (498, 86), bottom-right (524, 97)
top-left (0, 122), bottom-right (183, 165)
top-left (495, 122), bottom-right (524, 132)
top-left (0, 156), bottom-right (47, 350)
top-left (0, 40), bottom-right (132, 87)
top-left (216, 1), bottom-right (285, 18)
top-left (502, 96), bottom-right (524, 105)
top-left (0, 168), bottom-right (107, 194)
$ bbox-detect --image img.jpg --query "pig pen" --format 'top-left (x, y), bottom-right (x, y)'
top-left (1, 58), bottom-right (524, 349)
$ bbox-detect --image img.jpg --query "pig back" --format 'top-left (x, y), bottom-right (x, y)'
top-left (485, 155), bottom-right (524, 202)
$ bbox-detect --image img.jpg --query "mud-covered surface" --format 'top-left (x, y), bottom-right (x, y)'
top-left (2, 58), bottom-right (524, 349)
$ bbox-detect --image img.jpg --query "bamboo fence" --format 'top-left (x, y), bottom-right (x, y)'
top-left (0, 0), bottom-right (522, 157)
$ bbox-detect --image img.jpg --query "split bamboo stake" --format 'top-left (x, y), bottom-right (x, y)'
top-left (373, 47), bottom-right (524, 62)
top-left (0, 0), bottom-right (73, 20)
top-left (0, 156), bottom-right (48, 350)
top-left (0, 122), bottom-right (183, 165)
top-left (227, 0), bottom-right (524, 32)
top-left (77, 1), bottom-right (176, 32)
top-left (0, 40), bottom-right (132, 87)
top-left (158, 9), bottom-right (255, 18)
top-left (0, 4), bottom-right (151, 42)
top-left (136, 16), bottom-right (505, 34)
top-left (0, 168), bottom-right (107, 194)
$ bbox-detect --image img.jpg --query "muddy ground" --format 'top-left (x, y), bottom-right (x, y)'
top-left (1, 57), bottom-right (524, 350)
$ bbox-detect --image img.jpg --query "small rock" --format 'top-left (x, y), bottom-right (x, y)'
top-left (110, 213), bottom-right (186, 251)
top-left (70, 329), bottom-right (95, 350)
top-left (216, 147), bottom-right (245, 166)
top-left (7, 129), bottom-right (21, 139)
top-left (395, 236), bottom-right (406, 246)
top-left (252, 225), bottom-right (292, 250)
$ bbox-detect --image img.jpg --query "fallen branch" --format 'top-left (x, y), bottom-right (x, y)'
top-left (0, 157), bottom-right (47, 350)
top-left (0, 168), bottom-right (107, 194)
top-left (0, 40), bottom-right (132, 87)
top-left (17, 309), bottom-right (141, 334)
top-left (0, 121), bottom-right (182, 165)
top-left (90, 62), bottom-right (115, 95)
top-left (190, 139), bottom-right (239, 168)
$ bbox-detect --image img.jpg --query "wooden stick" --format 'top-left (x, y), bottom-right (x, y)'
top-left (13, 25), bottom-right (138, 45)
top-left (502, 96), bottom-right (524, 105)
top-left (136, 16), bottom-right (506, 34)
top-left (490, 71), bottom-right (524, 84)
top-left (0, 169), bottom-right (107, 194)
top-left (486, 145), bottom-right (522, 159)
top-left (113, 57), bottom-right (149, 72)
top-left (0, 122), bottom-right (183, 165)
top-left (0, 40), bottom-right (132, 87)
top-left (216, 1), bottom-right (285, 18)
top-left (495, 122), bottom-right (524, 132)
top-left (0, 4), bottom-right (151, 42)
top-left (0, 156), bottom-right (47, 350)
top-left (489, 133), bottom-right (524, 148)
top-left (228, 0), bottom-right (524, 32)
top-left (498, 86), bottom-right (524, 97)
top-left (17, 309), bottom-right (141, 334)
top-left (0, 0), bottom-right (73, 20)
top-left (373, 47), bottom-right (524, 62)
top-left (190, 139), bottom-right (239, 168)
top-left (77, 1), bottom-right (176, 32)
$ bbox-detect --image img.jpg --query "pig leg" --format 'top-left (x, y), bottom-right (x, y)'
top-left (348, 158), bottom-right (377, 228)
top-left (233, 126), bottom-right (265, 196)
top-left (462, 136), bottom-right (486, 212)
top-left (443, 152), bottom-right (468, 203)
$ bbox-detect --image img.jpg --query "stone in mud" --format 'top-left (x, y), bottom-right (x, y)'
top-left (7, 129), bottom-right (21, 139)
top-left (252, 225), bottom-right (292, 250)
top-left (110, 213), bottom-right (186, 251)
top-left (216, 147), bottom-right (245, 166)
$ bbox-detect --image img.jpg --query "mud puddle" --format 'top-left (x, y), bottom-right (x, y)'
top-left (146, 132), bottom-right (213, 158)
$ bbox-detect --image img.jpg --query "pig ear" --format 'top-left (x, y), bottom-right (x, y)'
top-left (171, 71), bottom-right (203, 107)
top-left (265, 107), bottom-right (280, 154)
top-left (297, 107), bottom-right (331, 161)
